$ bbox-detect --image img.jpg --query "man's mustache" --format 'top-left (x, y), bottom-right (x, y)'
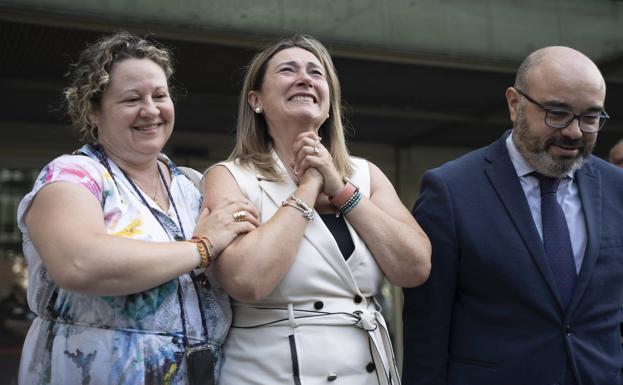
top-left (545, 136), bottom-right (586, 151)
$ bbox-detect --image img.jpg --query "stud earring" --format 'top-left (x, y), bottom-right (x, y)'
top-left (255, 106), bottom-right (262, 114)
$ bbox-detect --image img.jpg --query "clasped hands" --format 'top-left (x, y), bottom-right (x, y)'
top-left (291, 131), bottom-right (344, 198)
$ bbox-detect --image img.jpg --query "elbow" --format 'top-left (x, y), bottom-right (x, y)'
top-left (228, 284), bottom-right (273, 302)
top-left (224, 272), bottom-right (275, 302)
top-left (402, 258), bottom-right (431, 288)
top-left (48, 258), bottom-right (98, 294)
top-left (392, 243), bottom-right (432, 288)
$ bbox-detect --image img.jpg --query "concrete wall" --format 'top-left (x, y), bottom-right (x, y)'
top-left (3, 0), bottom-right (622, 74)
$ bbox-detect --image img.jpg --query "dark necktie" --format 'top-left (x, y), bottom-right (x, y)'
top-left (535, 173), bottom-right (577, 308)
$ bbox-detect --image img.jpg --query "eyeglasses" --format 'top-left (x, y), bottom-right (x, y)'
top-left (515, 89), bottom-right (609, 133)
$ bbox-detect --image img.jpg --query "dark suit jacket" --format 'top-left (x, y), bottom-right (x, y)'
top-left (402, 132), bottom-right (623, 385)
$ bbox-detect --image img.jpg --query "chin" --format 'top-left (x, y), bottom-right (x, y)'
top-left (530, 152), bottom-right (586, 178)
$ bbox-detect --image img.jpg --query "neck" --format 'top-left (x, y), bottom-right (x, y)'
top-left (270, 125), bottom-right (318, 168)
top-left (98, 144), bottom-right (159, 180)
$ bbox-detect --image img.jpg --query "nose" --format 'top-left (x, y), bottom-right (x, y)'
top-left (296, 71), bottom-right (313, 88)
top-left (139, 98), bottom-right (159, 118)
top-left (560, 117), bottom-right (583, 140)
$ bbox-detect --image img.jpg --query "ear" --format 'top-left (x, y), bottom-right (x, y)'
top-left (88, 110), bottom-right (99, 127)
top-left (505, 87), bottom-right (521, 123)
top-left (247, 90), bottom-right (261, 110)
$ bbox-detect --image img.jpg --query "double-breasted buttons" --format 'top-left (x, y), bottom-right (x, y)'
top-left (366, 362), bottom-right (376, 372)
top-left (314, 301), bottom-right (324, 310)
top-left (354, 294), bottom-right (363, 304)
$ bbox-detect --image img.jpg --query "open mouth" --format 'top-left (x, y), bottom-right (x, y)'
top-left (133, 122), bottom-right (163, 132)
top-left (289, 95), bottom-right (316, 103)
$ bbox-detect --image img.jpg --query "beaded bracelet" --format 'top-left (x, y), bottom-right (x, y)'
top-left (188, 236), bottom-right (213, 268)
top-left (282, 194), bottom-right (314, 220)
top-left (329, 177), bottom-right (359, 208)
top-left (338, 190), bottom-right (362, 216)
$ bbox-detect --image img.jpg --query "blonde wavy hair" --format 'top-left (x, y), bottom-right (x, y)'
top-left (229, 35), bottom-right (353, 181)
top-left (64, 31), bottom-right (174, 142)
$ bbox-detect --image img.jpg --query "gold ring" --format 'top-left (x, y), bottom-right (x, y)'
top-left (233, 210), bottom-right (247, 222)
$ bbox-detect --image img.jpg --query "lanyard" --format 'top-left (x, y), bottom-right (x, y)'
top-left (83, 144), bottom-right (210, 345)
top-left (90, 144), bottom-right (186, 241)
top-left (177, 271), bottom-right (211, 347)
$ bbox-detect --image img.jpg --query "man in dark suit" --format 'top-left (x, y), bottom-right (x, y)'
top-left (402, 46), bottom-right (623, 385)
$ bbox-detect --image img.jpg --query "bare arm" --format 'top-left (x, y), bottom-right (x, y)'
top-left (204, 165), bottom-right (321, 302)
top-left (343, 162), bottom-right (431, 287)
top-left (25, 181), bottom-right (256, 296)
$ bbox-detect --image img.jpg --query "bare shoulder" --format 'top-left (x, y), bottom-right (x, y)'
top-left (367, 160), bottom-right (393, 195)
top-left (203, 164), bottom-right (245, 206)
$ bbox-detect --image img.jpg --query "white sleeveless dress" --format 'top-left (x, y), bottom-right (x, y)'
top-left (218, 155), bottom-right (400, 385)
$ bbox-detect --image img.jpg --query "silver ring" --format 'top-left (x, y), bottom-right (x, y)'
top-left (313, 139), bottom-right (320, 155)
top-left (233, 210), bottom-right (247, 222)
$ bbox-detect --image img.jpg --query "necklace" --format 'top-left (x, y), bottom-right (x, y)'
top-left (151, 163), bottom-right (168, 211)
top-left (152, 165), bottom-right (161, 204)
top-left (88, 144), bottom-right (185, 240)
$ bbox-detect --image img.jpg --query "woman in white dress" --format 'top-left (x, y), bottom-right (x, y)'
top-left (203, 35), bottom-right (431, 385)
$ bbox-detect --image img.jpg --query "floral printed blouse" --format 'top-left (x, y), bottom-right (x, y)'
top-left (17, 144), bottom-right (231, 385)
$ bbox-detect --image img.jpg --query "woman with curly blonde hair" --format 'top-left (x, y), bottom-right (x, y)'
top-left (17, 31), bottom-right (258, 385)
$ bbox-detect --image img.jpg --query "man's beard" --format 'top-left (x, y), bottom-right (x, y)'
top-left (512, 110), bottom-right (593, 178)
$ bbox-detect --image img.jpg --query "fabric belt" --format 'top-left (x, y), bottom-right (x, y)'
top-left (231, 298), bottom-right (401, 385)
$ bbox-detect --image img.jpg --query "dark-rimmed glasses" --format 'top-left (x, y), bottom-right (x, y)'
top-left (515, 89), bottom-right (609, 133)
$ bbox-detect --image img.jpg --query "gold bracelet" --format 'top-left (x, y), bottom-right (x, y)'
top-left (188, 236), bottom-right (212, 268)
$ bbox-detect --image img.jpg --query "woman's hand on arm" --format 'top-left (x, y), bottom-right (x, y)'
top-left (204, 165), bottom-right (319, 302)
top-left (342, 162), bottom-right (431, 287)
top-left (25, 182), bottom-right (203, 296)
top-left (192, 199), bottom-right (259, 258)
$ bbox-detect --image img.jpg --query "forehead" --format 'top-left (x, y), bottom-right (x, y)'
top-left (109, 58), bottom-right (168, 86)
top-left (268, 47), bottom-right (323, 67)
top-left (525, 56), bottom-right (605, 105)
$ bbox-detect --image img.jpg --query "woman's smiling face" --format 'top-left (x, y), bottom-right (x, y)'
top-left (92, 58), bottom-right (174, 163)
top-left (250, 47), bottom-right (330, 132)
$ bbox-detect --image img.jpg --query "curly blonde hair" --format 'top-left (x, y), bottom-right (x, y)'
top-left (229, 35), bottom-right (353, 181)
top-left (64, 31), bottom-right (174, 142)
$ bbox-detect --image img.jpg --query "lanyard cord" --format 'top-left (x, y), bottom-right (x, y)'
top-left (177, 271), bottom-right (211, 347)
top-left (88, 144), bottom-right (184, 238)
top-left (84, 144), bottom-right (209, 346)
top-left (98, 152), bottom-right (186, 241)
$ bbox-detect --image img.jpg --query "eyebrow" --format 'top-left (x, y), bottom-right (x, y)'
top-left (276, 61), bottom-right (324, 70)
top-left (541, 99), bottom-right (604, 113)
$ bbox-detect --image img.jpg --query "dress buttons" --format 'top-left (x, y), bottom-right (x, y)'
top-left (354, 294), bottom-right (363, 304)
top-left (366, 362), bottom-right (375, 372)
top-left (327, 373), bottom-right (337, 381)
top-left (564, 325), bottom-right (572, 335)
top-left (314, 301), bottom-right (324, 310)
